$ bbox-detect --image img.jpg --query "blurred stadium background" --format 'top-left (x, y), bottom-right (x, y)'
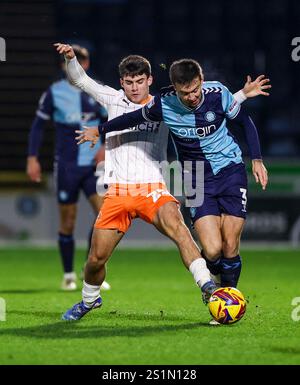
top-left (1, 0), bottom-right (300, 368)
top-left (0, 0), bottom-right (300, 248)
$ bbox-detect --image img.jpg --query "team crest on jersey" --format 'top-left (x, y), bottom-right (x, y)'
top-left (204, 111), bottom-right (216, 122)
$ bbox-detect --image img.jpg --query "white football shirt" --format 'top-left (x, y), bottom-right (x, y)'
top-left (66, 57), bottom-right (168, 185)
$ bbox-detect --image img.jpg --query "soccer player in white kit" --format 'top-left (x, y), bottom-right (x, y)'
top-left (54, 43), bottom-right (270, 321)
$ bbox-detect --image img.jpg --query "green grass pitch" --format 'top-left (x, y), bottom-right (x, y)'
top-left (0, 247), bottom-right (299, 365)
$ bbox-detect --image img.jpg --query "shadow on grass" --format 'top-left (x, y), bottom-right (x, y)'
top-left (0, 288), bottom-right (81, 294)
top-left (0, 308), bottom-right (214, 339)
top-left (0, 289), bottom-right (57, 294)
top-left (8, 309), bottom-right (205, 323)
top-left (0, 319), bottom-right (210, 340)
top-left (9, 310), bottom-right (62, 318)
top-left (270, 346), bottom-right (300, 355)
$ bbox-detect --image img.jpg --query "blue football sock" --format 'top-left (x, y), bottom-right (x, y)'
top-left (220, 255), bottom-right (242, 287)
top-left (58, 233), bottom-right (74, 273)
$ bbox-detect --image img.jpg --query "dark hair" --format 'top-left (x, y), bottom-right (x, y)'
top-left (118, 55), bottom-right (151, 78)
top-left (72, 44), bottom-right (89, 62)
top-left (169, 59), bottom-right (203, 85)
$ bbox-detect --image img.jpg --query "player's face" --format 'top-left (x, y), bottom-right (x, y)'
top-left (175, 77), bottom-right (203, 109)
top-left (121, 74), bottom-right (153, 104)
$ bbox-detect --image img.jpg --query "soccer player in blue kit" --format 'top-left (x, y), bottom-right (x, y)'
top-left (77, 58), bottom-right (269, 295)
top-left (27, 45), bottom-right (110, 291)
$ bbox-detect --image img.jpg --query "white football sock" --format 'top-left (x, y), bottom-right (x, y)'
top-left (189, 258), bottom-right (211, 288)
top-left (82, 281), bottom-right (101, 308)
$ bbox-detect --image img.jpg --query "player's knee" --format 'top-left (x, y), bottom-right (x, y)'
top-left (60, 223), bottom-right (75, 234)
top-left (204, 244), bottom-right (223, 261)
top-left (90, 250), bottom-right (106, 263)
top-left (86, 254), bottom-right (105, 272)
top-left (60, 215), bottom-right (76, 234)
top-left (88, 244), bottom-right (108, 266)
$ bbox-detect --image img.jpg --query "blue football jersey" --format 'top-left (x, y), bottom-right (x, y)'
top-left (36, 79), bottom-right (107, 166)
top-left (142, 81), bottom-right (243, 175)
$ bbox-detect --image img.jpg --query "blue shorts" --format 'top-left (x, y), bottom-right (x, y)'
top-left (190, 162), bottom-right (248, 223)
top-left (54, 162), bottom-right (98, 204)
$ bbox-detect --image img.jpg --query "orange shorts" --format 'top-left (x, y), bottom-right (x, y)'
top-left (94, 183), bottom-right (179, 233)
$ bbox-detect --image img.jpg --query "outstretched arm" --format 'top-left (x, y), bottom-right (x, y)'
top-left (234, 75), bottom-right (271, 103)
top-left (75, 108), bottom-right (148, 147)
top-left (54, 43), bottom-right (119, 109)
top-left (243, 75), bottom-right (271, 97)
top-left (76, 95), bottom-right (163, 146)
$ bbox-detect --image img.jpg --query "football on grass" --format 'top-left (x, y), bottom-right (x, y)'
top-left (208, 287), bottom-right (246, 324)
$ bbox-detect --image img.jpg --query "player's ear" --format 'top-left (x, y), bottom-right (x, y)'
top-left (147, 75), bottom-right (153, 87)
top-left (120, 78), bottom-right (124, 88)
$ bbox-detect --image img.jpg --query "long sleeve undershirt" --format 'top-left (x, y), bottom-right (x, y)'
top-left (28, 116), bottom-right (46, 156)
top-left (100, 103), bottom-right (262, 160)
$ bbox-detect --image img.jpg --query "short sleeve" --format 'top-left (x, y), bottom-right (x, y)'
top-left (221, 84), bottom-right (241, 120)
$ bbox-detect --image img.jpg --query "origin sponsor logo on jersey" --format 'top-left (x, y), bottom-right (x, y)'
top-left (178, 124), bottom-right (217, 138)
